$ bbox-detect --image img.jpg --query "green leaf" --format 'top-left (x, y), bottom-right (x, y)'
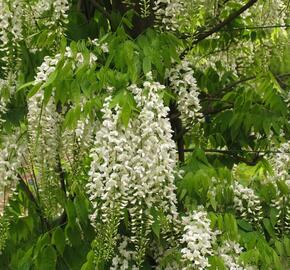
top-left (65, 200), bottom-right (77, 226)
top-left (27, 83), bottom-right (41, 98)
top-left (121, 103), bottom-right (131, 127)
top-left (70, 80), bottom-right (81, 103)
top-left (43, 86), bottom-right (53, 105)
top-left (74, 195), bottom-right (89, 224)
top-left (81, 250), bottom-right (95, 270)
top-left (17, 81), bottom-right (35, 92)
top-left (65, 224), bottom-right (81, 247)
top-left (34, 233), bottom-right (50, 259)
top-left (276, 181), bottom-right (289, 195)
top-left (142, 56), bottom-right (152, 75)
top-left (18, 247), bottom-right (33, 270)
top-left (42, 69), bottom-right (59, 88)
top-left (237, 219), bottom-right (253, 232)
top-left (152, 219), bottom-right (160, 239)
top-left (35, 245), bottom-right (57, 270)
top-left (52, 227), bottom-right (66, 255)
top-left (208, 256), bottom-right (226, 270)
top-left (263, 218), bottom-right (276, 238)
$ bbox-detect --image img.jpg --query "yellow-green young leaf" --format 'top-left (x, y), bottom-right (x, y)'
top-left (74, 195), bottom-right (89, 224)
top-left (34, 233), bottom-right (50, 260)
top-left (52, 227), bottom-right (65, 255)
top-left (70, 80), bottom-right (81, 103)
top-left (27, 83), bottom-right (41, 98)
top-left (121, 104), bottom-right (131, 127)
top-left (142, 56), bottom-right (151, 75)
top-left (65, 201), bottom-right (77, 226)
top-left (209, 195), bottom-right (217, 211)
top-left (43, 85), bottom-right (53, 106)
top-left (224, 214), bottom-right (238, 239)
top-left (283, 237), bottom-right (290, 257)
top-left (152, 219), bottom-right (160, 239)
top-left (35, 245), bottom-right (57, 270)
top-left (208, 256), bottom-right (227, 270)
top-left (42, 69), bottom-right (59, 88)
top-left (276, 180), bottom-right (290, 195)
top-left (81, 250), bottom-right (95, 270)
top-left (17, 81), bottom-right (35, 92)
top-left (274, 240), bottom-right (284, 256)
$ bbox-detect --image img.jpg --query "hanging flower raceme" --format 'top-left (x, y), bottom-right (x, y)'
top-left (27, 47), bottom-right (98, 217)
top-left (233, 182), bottom-right (263, 226)
top-left (0, 0), bottom-right (25, 71)
top-left (180, 209), bottom-right (218, 270)
top-left (0, 130), bottom-right (26, 194)
top-left (267, 142), bottom-right (290, 234)
top-left (153, 0), bottom-right (185, 31)
top-left (87, 80), bottom-right (179, 264)
top-left (167, 60), bottom-right (203, 126)
top-left (110, 236), bottom-right (139, 270)
top-left (218, 240), bottom-right (245, 270)
top-left (270, 195), bottom-right (290, 235)
top-left (270, 141), bottom-right (290, 184)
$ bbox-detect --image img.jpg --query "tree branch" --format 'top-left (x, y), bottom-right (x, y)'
top-left (180, 0), bottom-right (258, 58)
top-left (228, 24), bottom-right (290, 31)
top-left (183, 148), bottom-right (290, 154)
top-left (192, 0), bottom-right (258, 44)
top-left (18, 174), bottom-right (49, 230)
top-left (182, 148), bottom-right (276, 166)
top-left (89, 0), bottom-right (112, 23)
top-left (169, 102), bottom-right (185, 162)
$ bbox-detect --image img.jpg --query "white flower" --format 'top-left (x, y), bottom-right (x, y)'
top-left (0, 130), bottom-right (26, 193)
top-left (233, 182), bottom-right (263, 224)
top-left (87, 81), bottom-right (179, 261)
top-left (110, 236), bottom-right (138, 270)
top-left (180, 209), bottom-right (218, 270)
top-left (167, 60), bottom-right (203, 126)
top-left (218, 240), bottom-right (245, 270)
top-left (91, 38), bottom-right (109, 53)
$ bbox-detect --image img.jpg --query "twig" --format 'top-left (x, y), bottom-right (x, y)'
top-left (228, 24), bottom-right (290, 31)
top-left (18, 174), bottom-right (49, 231)
top-left (193, 0), bottom-right (258, 44)
top-left (183, 148), bottom-right (290, 154)
top-left (89, 0), bottom-right (112, 23)
top-left (181, 0), bottom-right (258, 57)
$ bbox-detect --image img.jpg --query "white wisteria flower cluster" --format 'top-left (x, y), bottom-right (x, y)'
top-left (167, 60), bottom-right (202, 126)
top-left (0, 130), bottom-right (26, 193)
top-left (0, 0), bottom-right (24, 68)
top-left (153, 0), bottom-right (209, 33)
top-left (218, 240), bottom-right (245, 270)
top-left (180, 209), bottom-right (218, 270)
top-left (34, 47), bottom-right (97, 85)
top-left (27, 90), bottom-right (61, 217)
top-left (270, 141), bottom-right (290, 185)
top-left (27, 47), bottom-right (97, 216)
top-left (87, 80), bottom-right (179, 262)
top-left (270, 195), bottom-right (290, 234)
top-left (153, 0), bottom-right (185, 31)
top-left (233, 182), bottom-right (263, 225)
top-left (0, 0), bottom-right (70, 71)
top-left (110, 236), bottom-right (138, 270)
top-left (268, 142), bottom-right (290, 233)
